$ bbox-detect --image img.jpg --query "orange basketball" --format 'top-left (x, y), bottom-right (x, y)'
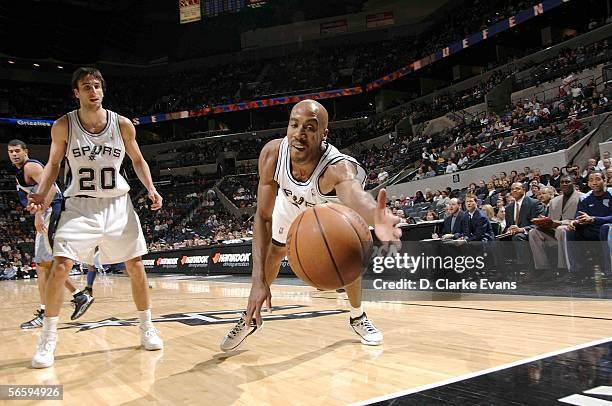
top-left (286, 203), bottom-right (373, 290)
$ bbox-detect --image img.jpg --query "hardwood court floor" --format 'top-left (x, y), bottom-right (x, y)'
top-left (1, 274), bottom-right (612, 405)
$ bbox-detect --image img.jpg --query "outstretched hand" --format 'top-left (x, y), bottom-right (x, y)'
top-left (373, 189), bottom-right (402, 241)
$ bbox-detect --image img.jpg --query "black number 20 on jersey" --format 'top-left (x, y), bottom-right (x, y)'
top-left (78, 167), bottom-right (116, 191)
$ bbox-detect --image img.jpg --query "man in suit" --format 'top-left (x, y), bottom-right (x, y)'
top-left (432, 198), bottom-right (469, 240)
top-left (503, 182), bottom-right (545, 241)
top-left (529, 176), bottom-right (583, 270)
top-left (464, 194), bottom-right (494, 241)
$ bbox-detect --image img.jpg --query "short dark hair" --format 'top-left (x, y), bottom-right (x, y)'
top-left (71, 67), bottom-right (106, 92)
top-left (7, 139), bottom-right (27, 150)
top-left (588, 170), bottom-right (604, 180)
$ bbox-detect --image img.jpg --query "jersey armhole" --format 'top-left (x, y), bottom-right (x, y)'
top-left (273, 139), bottom-right (284, 183)
top-left (317, 157), bottom-right (363, 197)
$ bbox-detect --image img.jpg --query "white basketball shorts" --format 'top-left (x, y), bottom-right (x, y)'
top-left (271, 193), bottom-right (302, 245)
top-left (53, 194), bottom-right (147, 265)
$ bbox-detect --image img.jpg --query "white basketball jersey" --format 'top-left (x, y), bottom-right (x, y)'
top-left (64, 109), bottom-right (130, 198)
top-left (273, 136), bottom-right (366, 209)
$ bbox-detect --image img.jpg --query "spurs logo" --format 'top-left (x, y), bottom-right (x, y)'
top-left (282, 188), bottom-right (315, 208)
top-left (60, 305), bottom-right (348, 331)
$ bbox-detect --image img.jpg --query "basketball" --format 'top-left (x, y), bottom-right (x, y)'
top-left (286, 203), bottom-right (373, 290)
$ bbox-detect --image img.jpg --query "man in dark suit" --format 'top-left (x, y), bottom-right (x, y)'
top-left (464, 194), bottom-right (494, 241)
top-left (432, 198), bottom-right (469, 240)
top-left (504, 182), bottom-right (546, 241)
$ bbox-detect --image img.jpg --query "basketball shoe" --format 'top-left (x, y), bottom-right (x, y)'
top-left (32, 329), bottom-right (57, 368)
top-left (220, 312), bottom-right (260, 351)
top-left (140, 325), bottom-right (163, 350)
top-left (350, 313), bottom-right (383, 345)
top-left (70, 292), bottom-right (94, 320)
top-left (20, 309), bottom-right (44, 329)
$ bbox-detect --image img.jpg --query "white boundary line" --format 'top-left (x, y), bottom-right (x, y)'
top-left (351, 336), bottom-right (612, 405)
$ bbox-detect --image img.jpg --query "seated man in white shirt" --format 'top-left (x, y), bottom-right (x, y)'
top-left (445, 159), bottom-right (458, 174)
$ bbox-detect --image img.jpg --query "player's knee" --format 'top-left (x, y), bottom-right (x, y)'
top-left (51, 257), bottom-right (72, 277)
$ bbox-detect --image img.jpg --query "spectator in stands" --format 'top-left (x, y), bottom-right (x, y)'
top-left (475, 180), bottom-right (487, 196)
top-left (422, 209), bottom-right (439, 222)
top-left (424, 189), bottom-right (435, 204)
top-left (549, 166), bottom-right (562, 190)
top-left (482, 181), bottom-right (499, 206)
top-left (445, 159), bottom-right (458, 174)
top-left (432, 198), bottom-right (469, 241)
top-left (435, 190), bottom-right (450, 211)
top-left (582, 158), bottom-right (598, 178)
top-left (526, 180), bottom-right (542, 199)
top-left (503, 182), bottom-right (545, 241)
top-left (464, 194), bottom-right (494, 241)
top-left (596, 151), bottom-right (610, 172)
top-left (413, 191), bottom-right (425, 204)
top-left (565, 171), bottom-right (612, 276)
top-left (425, 165), bottom-right (437, 178)
top-left (494, 205), bottom-right (507, 232)
top-left (538, 186), bottom-right (556, 213)
top-left (529, 175), bottom-right (582, 272)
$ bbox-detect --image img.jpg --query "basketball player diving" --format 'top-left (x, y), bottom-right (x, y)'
top-left (28, 67), bottom-right (163, 368)
top-left (7, 139), bottom-right (94, 329)
top-left (221, 99), bottom-right (402, 351)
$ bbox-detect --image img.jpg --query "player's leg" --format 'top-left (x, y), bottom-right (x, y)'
top-left (84, 248), bottom-right (101, 295)
top-left (101, 195), bottom-right (161, 350)
top-left (20, 262), bottom-right (51, 329)
top-left (32, 256), bottom-right (73, 368)
top-left (345, 276), bottom-right (383, 346)
top-left (32, 197), bottom-right (101, 368)
top-left (123, 257), bottom-right (162, 351)
top-left (84, 265), bottom-right (97, 295)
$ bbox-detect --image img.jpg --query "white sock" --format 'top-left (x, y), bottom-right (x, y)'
top-left (350, 305), bottom-right (364, 319)
top-left (71, 289), bottom-right (80, 296)
top-left (40, 304), bottom-right (45, 311)
top-left (138, 309), bottom-right (153, 329)
top-left (42, 316), bottom-right (59, 333)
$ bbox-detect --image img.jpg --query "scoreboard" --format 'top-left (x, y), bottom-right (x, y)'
top-left (201, 0), bottom-right (267, 18)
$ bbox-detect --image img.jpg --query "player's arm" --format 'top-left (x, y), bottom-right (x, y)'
top-left (245, 139), bottom-right (280, 326)
top-left (28, 116), bottom-right (68, 212)
top-left (119, 116), bottom-right (162, 210)
top-left (23, 162), bottom-right (58, 209)
top-left (323, 161), bottom-right (401, 241)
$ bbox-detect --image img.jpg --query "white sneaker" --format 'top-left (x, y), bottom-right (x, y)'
top-left (140, 326), bottom-right (163, 350)
top-left (220, 312), bottom-right (260, 352)
top-left (32, 331), bottom-right (57, 368)
top-left (350, 313), bottom-right (383, 346)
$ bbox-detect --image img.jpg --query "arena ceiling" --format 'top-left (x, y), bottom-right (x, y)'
top-left (0, 0), bottom-right (450, 65)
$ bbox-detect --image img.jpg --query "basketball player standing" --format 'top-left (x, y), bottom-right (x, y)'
top-left (28, 67), bottom-right (163, 368)
top-left (221, 99), bottom-right (401, 351)
top-left (7, 140), bottom-right (94, 328)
